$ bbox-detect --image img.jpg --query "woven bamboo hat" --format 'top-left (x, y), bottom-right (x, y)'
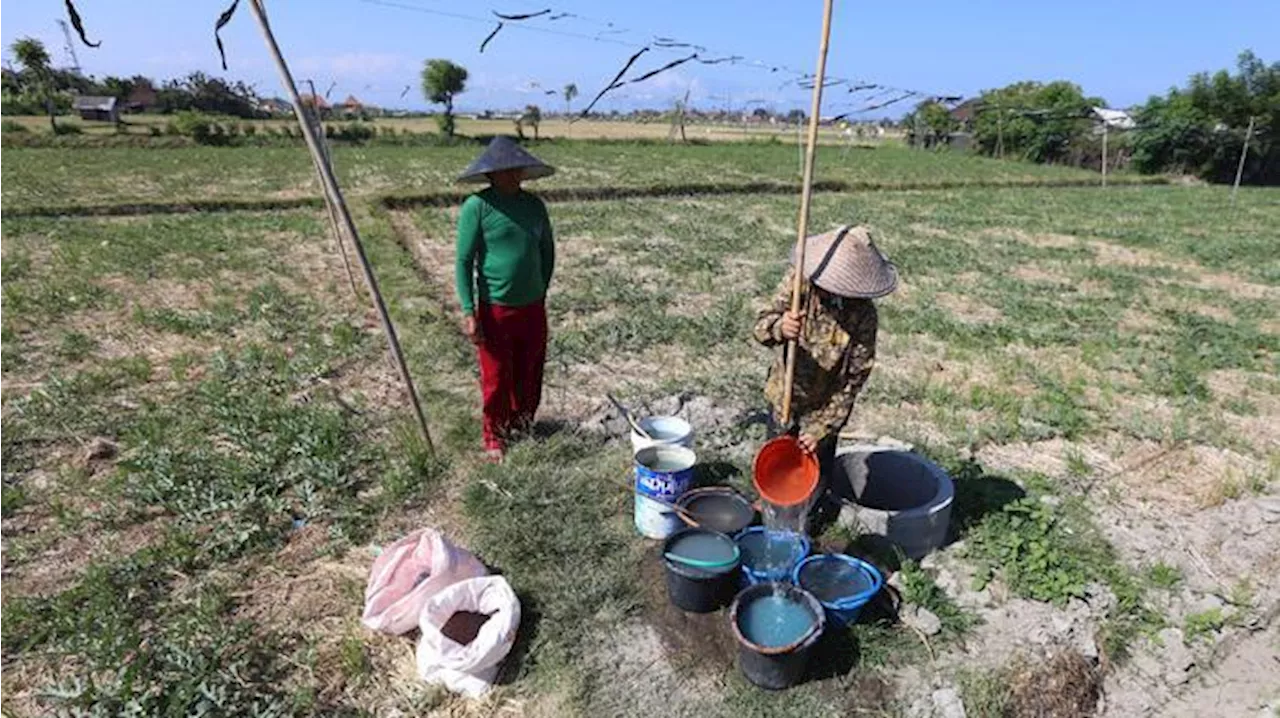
top-left (457, 136), bottom-right (556, 184)
top-left (790, 225), bottom-right (898, 298)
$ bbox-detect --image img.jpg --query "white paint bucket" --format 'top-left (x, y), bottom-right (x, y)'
top-left (634, 445), bottom-right (697, 539)
top-left (630, 416), bottom-right (694, 453)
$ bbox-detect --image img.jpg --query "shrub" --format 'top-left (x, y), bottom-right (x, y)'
top-left (434, 113), bottom-right (455, 137)
top-left (335, 122), bottom-right (374, 143)
top-left (51, 122), bottom-right (82, 135)
top-left (2, 119), bottom-right (29, 133)
top-left (168, 111), bottom-right (222, 145)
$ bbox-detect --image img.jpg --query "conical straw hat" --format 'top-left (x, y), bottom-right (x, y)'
top-left (790, 225), bottom-right (898, 299)
top-left (457, 136), bottom-right (556, 184)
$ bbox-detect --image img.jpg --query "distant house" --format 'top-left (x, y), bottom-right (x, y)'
top-left (126, 82), bottom-right (156, 113)
top-left (949, 98), bottom-right (981, 128)
top-left (255, 97), bottom-right (293, 116)
top-left (339, 94), bottom-right (363, 116)
top-left (298, 93), bottom-right (330, 118)
top-left (1091, 107), bottom-right (1135, 131)
top-left (73, 95), bottom-right (118, 122)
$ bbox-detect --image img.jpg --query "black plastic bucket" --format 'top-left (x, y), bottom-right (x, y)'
top-left (729, 582), bottom-right (825, 690)
top-left (662, 528), bottom-right (741, 613)
top-left (676, 486), bottom-right (757, 535)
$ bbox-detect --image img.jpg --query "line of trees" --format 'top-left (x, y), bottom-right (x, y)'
top-left (929, 50), bottom-right (1275, 185)
top-left (1132, 51), bottom-right (1277, 185)
top-left (3, 38), bottom-right (267, 120)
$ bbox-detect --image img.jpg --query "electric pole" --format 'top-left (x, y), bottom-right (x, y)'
top-left (57, 19), bottom-right (82, 75)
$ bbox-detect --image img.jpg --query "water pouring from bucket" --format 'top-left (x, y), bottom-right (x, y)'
top-left (752, 435), bottom-right (819, 581)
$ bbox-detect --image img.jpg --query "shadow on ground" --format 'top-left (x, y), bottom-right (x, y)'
top-left (944, 458), bottom-right (1027, 542)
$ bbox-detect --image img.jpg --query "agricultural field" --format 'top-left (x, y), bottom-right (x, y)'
top-left (2, 140), bottom-right (1278, 717)
top-left (0, 141), bottom-right (1136, 215)
top-left (4, 113), bottom-right (869, 144)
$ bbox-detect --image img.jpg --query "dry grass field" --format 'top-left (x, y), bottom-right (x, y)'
top-left (2, 139), bottom-right (1276, 717)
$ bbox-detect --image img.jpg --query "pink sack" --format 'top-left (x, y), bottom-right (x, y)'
top-left (362, 528), bottom-right (488, 635)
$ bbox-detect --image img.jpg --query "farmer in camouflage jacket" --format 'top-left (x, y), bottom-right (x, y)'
top-left (754, 225), bottom-right (898, 466)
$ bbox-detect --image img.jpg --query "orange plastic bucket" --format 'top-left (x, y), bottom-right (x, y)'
top-left (752, 436), bottom-right (819, 507)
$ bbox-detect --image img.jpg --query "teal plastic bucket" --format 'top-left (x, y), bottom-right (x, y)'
top-left (793, 554), bottom-right (883, 625)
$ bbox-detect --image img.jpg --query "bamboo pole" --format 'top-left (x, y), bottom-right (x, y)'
top-left (780, 0), bottom-right (836, 427)
top-left (1101, 123), bottom-right (1108, 187)
top-left (304, 79), bottom-right (360, 299)
top-left (246, 0), bottom-right (435, 452)
top-left (1231, 116), bottom-right (1255, 205)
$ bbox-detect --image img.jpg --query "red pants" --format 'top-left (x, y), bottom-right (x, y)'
top-left (477, 301), bottom-right (547, 451)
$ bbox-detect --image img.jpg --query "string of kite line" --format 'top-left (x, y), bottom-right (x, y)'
top-left (355, 0), bottom-right (963, 113)
top-left (66, 0), bottom-right (963, 115)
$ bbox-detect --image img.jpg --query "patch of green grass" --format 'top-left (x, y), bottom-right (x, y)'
top-left (1, 207), bottom-right (445, 713)
top-left (957, 665), bottom-right (1013, 718)
top-left (1063, 446), bottom-right (1092, 481)
top-left (950, 459), bottom-right (1163, 660)
top-left (1, 480), bottom-right (28, 518)
top-left (1, 270), bottom-right (116, 325)
top-left (1224, 396), bottom-right (1258, 416)
top-left (54, 330), bottom-right (100, 362)
top-left (339, 633), bottom-right (373, 681)
top-left (2, 143), bottom-right (1116, 214)
top-left (1145, 562), bottom-right (1184, 590)
top-left (1183, 608), bottom-right (1226, 643)
top-left (7, 547), bottom-right (294, 716)
top-left (2, 356), bottom-right (154, 446)
top-left (1228, 578), bottom-right (1256, 608)
top-left (461, 432), bottom-right (638, 677)
top-left (133, 304), bottom-right (240, 336)
top-left (117, 344), bottom-right (402, 558)
top-left (846, 621), bottom-right (927, 669)
top-left (898, 559), bottom-right (979, 640)
top-left (968, 497), bottom-right (1091, 604)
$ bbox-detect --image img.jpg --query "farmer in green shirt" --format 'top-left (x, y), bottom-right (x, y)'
top-left (455, 137), bottom-right (556, 460)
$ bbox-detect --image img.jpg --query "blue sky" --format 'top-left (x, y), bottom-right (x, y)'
top-left (2, 0), bottom-right (1276, 115)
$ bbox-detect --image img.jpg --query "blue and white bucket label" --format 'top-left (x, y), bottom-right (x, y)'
top-left (633, 446), bottom-right (695, 539)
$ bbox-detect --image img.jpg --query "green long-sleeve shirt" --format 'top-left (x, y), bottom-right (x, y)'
top-left (455, 187), bottom-right (555, 314)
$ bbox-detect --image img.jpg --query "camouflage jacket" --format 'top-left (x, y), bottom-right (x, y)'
top-left (753, 266), bottom-right (878, 444)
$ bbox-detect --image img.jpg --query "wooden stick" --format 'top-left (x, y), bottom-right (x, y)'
top-left (246, 0), bottom-right (435, 453)
top-left (781, 0), bottom-right (836, 426)
top-left (1101, 123), bottom-right (1108, 187)
top-left (304, 79), bottom-right (360, 299)
top-left (1231, 116), bottom-right (1255, 205)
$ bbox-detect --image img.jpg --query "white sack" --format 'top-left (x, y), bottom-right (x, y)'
top-left (415, 575), bottom-right (521, 697)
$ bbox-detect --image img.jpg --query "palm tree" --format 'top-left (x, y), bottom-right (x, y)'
top-left (563, 83), bottom-right (578, 117)
top-left (517, 104), bottom-right (542, 140)
top-left (10, 38), bottom-right (56, 131)
top-left (421, 59), bottom-right (468, 137)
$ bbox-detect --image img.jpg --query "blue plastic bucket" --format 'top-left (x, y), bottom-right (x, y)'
top-left (634, 445), bottom-right (697, 539)
top-left (735, 527), bottom-right (811, 586)
top-left (793, 554), bottom-right (883, 626)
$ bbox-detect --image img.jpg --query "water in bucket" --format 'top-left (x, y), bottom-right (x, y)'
top-left (797, 558), bottom-right (876, 603)
top-left (667, 531), bottom-right (737, 568)
top-left (738, 528), bottom-right (807, 583)
top-left (738, 592), bottom-right (815, 648)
